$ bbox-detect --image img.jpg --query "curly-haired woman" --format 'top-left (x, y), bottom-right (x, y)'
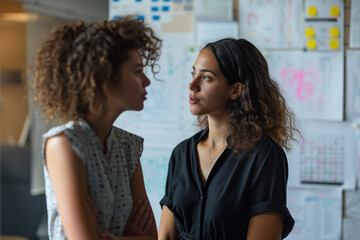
top-left (31, 16), bottom-right (161, 240)
top-left (158, 38), bottom-right (299, 240)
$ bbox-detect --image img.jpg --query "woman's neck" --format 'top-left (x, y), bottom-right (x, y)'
top-left (85, 111), bottom-right (117, 152)
top-left (206, 115), bottom-right (231, 148)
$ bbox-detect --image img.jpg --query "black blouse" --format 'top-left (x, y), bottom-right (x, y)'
top-left (160, 128), bottom-right (294, 240)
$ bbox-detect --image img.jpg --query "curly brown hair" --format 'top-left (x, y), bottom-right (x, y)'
top-left (31, 16), bottom-right (162, 123)
top-left (199, 38), bottom-right (300, 152)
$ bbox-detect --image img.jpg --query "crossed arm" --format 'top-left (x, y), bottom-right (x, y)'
top-left (45, 133), bottom-right (157, 240)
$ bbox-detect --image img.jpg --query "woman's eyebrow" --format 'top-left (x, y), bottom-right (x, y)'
top-left (192, 65), bottom-right (217, 76)
top-left (132, 63), bottom-right (144, 69)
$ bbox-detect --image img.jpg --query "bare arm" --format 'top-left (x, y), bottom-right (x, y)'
top-left (45, 133), bottom-right (101, 240)
top-left (247, 212), bottom-right (283, 240)
top-left (158, 206), bottom-right (178, 240)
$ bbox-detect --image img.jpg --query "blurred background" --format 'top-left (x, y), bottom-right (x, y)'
top-left (1, 0), bottom-right (359, 240)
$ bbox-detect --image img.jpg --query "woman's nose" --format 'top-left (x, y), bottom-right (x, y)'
top-left (143, 74), bottom-right (151, 87)
top-left (188, 77), bottom-right (200, 92)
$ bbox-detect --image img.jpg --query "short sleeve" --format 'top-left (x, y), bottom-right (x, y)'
top-left (247, 140), bottom-right (294, 239)
top-left (160, 150), bottom-right (175, 210)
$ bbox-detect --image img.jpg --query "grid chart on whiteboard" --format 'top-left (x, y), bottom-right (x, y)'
top-left (300, 136), bottom-right (344, 185)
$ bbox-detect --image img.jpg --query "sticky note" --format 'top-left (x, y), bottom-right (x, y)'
top-left (308, 6), bottom-right (317, 17)
top-left (305, 27), bottom-right (315, 37)
top-left (152, 15), bottom-right (160, 20)
top-left (330, 27), bottom-right (340, 37)
top-left (307, 39), bottom-right (317, 49)
top-left (330, 39), bottom-right (339, 49)
top-left (330, 6), bottom-right (340, 17)
top-left (136, 15), bottom-right (145, 20)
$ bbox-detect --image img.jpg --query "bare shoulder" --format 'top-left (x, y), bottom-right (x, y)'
top-left (45, 132), bottom-right (81, 169)
top-left (46, 132), bottom-right (70, 150)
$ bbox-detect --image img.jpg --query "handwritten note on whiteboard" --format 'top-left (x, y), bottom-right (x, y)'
top-left (286, 188), bottom-right (342, 240)
top-left (239, 0), bottom-right (303, 49)
top-left (264, 50), bottom-right (344, 121)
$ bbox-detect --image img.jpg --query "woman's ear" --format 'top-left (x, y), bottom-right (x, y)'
top-left (230, 83), bottom-right (244, 100)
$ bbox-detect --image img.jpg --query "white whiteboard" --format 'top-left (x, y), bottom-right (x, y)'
top-left (264, 50), bottom-right (344, 121)
top-left (238, 0), bottom-right (303, 49)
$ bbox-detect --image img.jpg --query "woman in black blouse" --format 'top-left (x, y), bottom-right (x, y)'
top-left (158, 38), bottom-right (299, 240)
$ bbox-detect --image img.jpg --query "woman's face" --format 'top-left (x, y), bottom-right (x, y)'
top-left (188, 48), bottom-right (236, 117)
top-left (108, 49), bottom-right (150, 113)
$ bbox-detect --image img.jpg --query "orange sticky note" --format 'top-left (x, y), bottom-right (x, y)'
top-left (330, 27), bottom-right (340, 37)
top-left (330, 6), bottom-right (340, 17)
top-left (307, 39), bottom-right (317, 49)
top-left (305, 27), bottom-right (315, 37)
top-left (308, 6), bottom-right (317, 17)
top-left (329, 39), bottom-right (339, 49)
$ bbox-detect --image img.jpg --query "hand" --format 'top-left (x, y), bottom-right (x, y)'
top-left (123, 199), bottom-right (154, 236)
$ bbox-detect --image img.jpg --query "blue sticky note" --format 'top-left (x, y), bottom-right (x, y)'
top-left (151, 6), bottom-right (159, 11)
top-left (162, 6), bottom-right (170, 11)
top-left (152, 15), bottom-right (160, 20)
top-left (113, 15), bottom-right (120, 20)
top-left (151, 0), bottom-right (159, 2)
top-left (163, 0), bottom-right (170, 2)
top-left (135, 0), bottom-right (142, 2)
top-left (136, 15), bottom-right (145, 20)
top-left (113, 0), bottom-right (120, 2)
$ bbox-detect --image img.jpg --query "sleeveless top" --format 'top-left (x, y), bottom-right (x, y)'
top-left (42, 120), bottom-right (143, 239)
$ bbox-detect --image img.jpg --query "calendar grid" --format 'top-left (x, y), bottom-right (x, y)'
top-left (300, 136), bottom-right (344, 185)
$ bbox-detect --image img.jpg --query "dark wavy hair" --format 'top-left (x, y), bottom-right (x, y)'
top-left (31, 16), bottom-right (162, 123)
top-left (199, 38), bottom-right (300, 152)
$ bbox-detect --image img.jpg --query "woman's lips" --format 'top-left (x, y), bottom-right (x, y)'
top-left (189, 96), bottom-right (199, 104)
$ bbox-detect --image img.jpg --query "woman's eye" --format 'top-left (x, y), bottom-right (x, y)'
top-left (135, 70), bottom-right (143, 76)
top-left (203, 75), bottom-right (211, 81)
top-left (191, 71), bottom-right (196, 78)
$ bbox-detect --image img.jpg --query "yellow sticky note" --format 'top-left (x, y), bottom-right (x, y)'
top-left (329, 39), bottom-right (339, 49)
top-left (308, 6), bottom-right (317, 17)
top-left (305, 27), bottom-right (315, 37)
top-left (307, 39), bottom-right (317, 49)
top-left (330, 6), bottom-right (340, 17)
top-left (330, 27), bottom-right (340, 37)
